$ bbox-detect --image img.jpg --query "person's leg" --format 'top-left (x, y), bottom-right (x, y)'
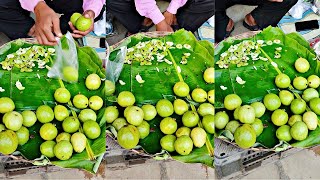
top-left (107, 0), bottom-right (144, 34)
top-left (0, 0), bottom-right (34, 40)
top-left (176, 0), bottom-right (214, 33)
top-left (250, 0), bottom-right (298, 28)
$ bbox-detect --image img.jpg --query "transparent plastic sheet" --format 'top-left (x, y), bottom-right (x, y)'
top-left (47, 32), bottom-right (79, 83)
top-left (105, 41), bottom-right (126, 83)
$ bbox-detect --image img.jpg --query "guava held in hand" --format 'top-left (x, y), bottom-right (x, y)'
top-left (62, 66), bottom-right (78, 83)
top-left (76, 16), bottom-right (92, 32)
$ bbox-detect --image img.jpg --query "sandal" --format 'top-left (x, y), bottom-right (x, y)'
top-left (225, 25), bottom-right (235, 38)
top-left (243, 20), bottom-right (261, 31)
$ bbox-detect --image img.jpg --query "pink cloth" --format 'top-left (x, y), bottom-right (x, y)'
top-left (19, 0), bottom-right (105, 18)
top-left (135, 0), bottom-right (187, 24)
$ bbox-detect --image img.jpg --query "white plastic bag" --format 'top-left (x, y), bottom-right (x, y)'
top-left (47, 32), bottom-right (79, 83)
top-left (289, 0), bottom-right (312, 19)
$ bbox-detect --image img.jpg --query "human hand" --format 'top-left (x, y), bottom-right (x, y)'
top-left (163, 11), bottom-right (177, 26)
top-left (69, 10), bottom-right (95, 38)
top-left (34, 1), bottom-right (62, 45)
top-left (156, 20), bottom-right (173, 32)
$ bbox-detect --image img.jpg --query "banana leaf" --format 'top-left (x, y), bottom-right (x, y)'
top-left (0, 39), bottom-right (106, 173)
top-left (108, 30), bottom-right (214, 167)
top-left (214, 26), bottom-right (320, 149)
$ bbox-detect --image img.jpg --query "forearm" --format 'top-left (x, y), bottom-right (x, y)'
top-left (83, 0), bottom-right (105, 18)
top-left (19, 0), bottom-right (44, 12)
top-left (134, 0), bottom-right (164, 24)
top-left (167, 0), bottom-right (187, 14)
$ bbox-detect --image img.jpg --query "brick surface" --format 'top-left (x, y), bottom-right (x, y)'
top-left (164, 161), bottom-right (209, 179)
top-left (280, 149), bottom-right (320, 179)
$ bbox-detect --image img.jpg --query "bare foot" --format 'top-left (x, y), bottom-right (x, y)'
top-left (244, 14), bottom-right (257, 26)
top-left (142, 18), bottom-right (153, 27)
top-left (226, 19), bottom-right (234, 32)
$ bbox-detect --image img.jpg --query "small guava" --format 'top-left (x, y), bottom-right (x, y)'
top-left (0, 130), bottom-right (18, 155)
top-left (225, 120), bottom-right (240, 134)
top-left (0, 97), bottom-right (15, 113)
top-left (290, 99), bottom-right (306, 115)
top-left (70, 12), bottom-right (82, 26)
top-left (191, 88), bottom-right (207, 103)
top-left (207, 90), bottom-right (214, 104)
top-left (251, 118), bottom-right (264, 137)
top-left (295, 57), bottom-right (310, 73)
top-left (78, 109), bottom-right (97, 122)
top-left (276, 125), bottom-right (292, 142)
top-left (112, 118), bottom-right (128, 131)
top-left (117, 125), bottom-right (140, 149)
top-left (238, 105), bottom-right (255, 124)
top-left (16, 126), bottom-right (29, 145)
top-left (271, 109), bottom-right (288, 126)
top-left (137, 121), bottom-right (150, 139)
top-left (182, 111), bottom-right (200, 128)
top-left (279, 90), bottom-right (294, 106)
top-left (62, 116), bottom-right (80, 133)
top-left (141, 104), bottom-right (157, 121)
top-left (21, 110), bottom-right (37, 127)
top-left (288, 115), bottom-right (302, 126)
top-left (56, 132), bottom-right (71, 142)
top-left (105, 106), bottom-right (119, 123)
top-left (173, 99), bottom-right (189, 116)
top-left (71, 132), bottom-right (87, 153)
top-left (85, 74), bottom-right (101, 90)
top-left (73, 94), bottom-right (89, 109)
top-left (263, 93), bottom-right (281, 111)
top-left (203, 67), bottom-right (214, 84)
top-left (173, 81), bottom-right (190, 97)
top-left (40, 141), bottom-right (56, 158)
top-left (275, 73), bottom-right (291, 89)
top-left (54, 140), bottom-right (73, 160)
top-left (88, 95), bottom-right (104, 111)
top-left (250, 102), bottom-right (266, 118)
top-left (202, 115), bottom-right (215, 134)
top-left (197, 103), bottom-right (214, 116)
top-left (62, 66), bottom-right (78, 83)
top-left (160, 117), bottom-right (177, 135)
top-left (176, 127), bottom-right (191, 137)
top-left (117, 91), bottom-right (136, 107)
top-left (75, 16), bottom-right (92, 31)
top-left (310, 98), bottom-right (320, 115)
top-left (233, 107), bottom-right (240, 120)
top-left (302, 88), bottom-right (319, 102)
top-left (290, 121), bottom-right (308, 141)
top-left (126, 106), bottom-right (144, 126)
top-left (302, 111), bottom-right (318, 130)
top-left (54, 105), bottom-right (69, 121)
top-left (224, 94), bottom-right (242, 110)
top-left (234, 124), bottom-right (256, 149)
top-left (156, 99), bottom-right (174, 117)
top-left (214, 111), bottom-right (229, 129)
top-left (160, 135), bottom-right (176, 152)
top-left (293, 76), bottom-right (308, 90)
top-left (36, 105), bottom-right (54, 123)
top-left (54, 88), bottom-right (71, 103)
top-left (40, 123), bottom-right (58, 141)
top-left (307, 75), bottom-right (320, 89)
top-left (174, 135), bottom-right (193, 155)
top-left (124, 106), bottom-right (133, 118)
top-left (0, 124), bottom-right (5, 132)
top-left (104, 80), bottom-right (116, 96)
top-left (190, 127), bottom-right (207, 148)
top-left (83, 120), bottom-right (101, 139)
top-left (3, 111), bottom-right (23, 131)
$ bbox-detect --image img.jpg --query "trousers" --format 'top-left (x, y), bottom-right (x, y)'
top-left (215, 0), bottom-right (298, 42)
top-left (107, 0), bottom-right (215, 33)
